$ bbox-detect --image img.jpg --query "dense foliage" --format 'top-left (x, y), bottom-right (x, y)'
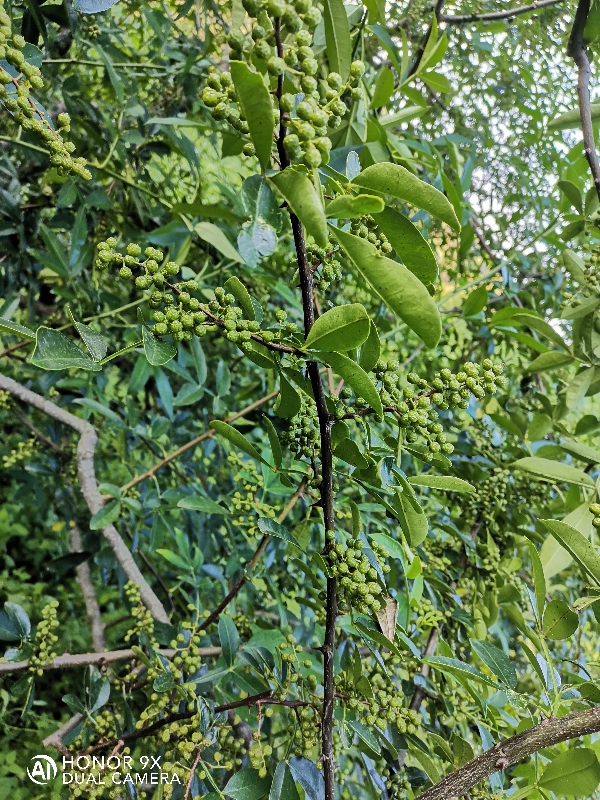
top-left (2, 0), bottom-right (600, 798)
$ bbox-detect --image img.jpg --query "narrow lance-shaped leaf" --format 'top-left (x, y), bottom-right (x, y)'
top-left (323, 0), bottom-right (353, 80)
top-left (268, 170), bottom-right (328, 248)
top-left (351, 162), bottom-right (460, 232)
top-left (230, 61), bottom-right (274, 172)
top-left (373, 206), bottom-right (439, 284)
top-left (303, 303), bottom-right (370, 352)
top-left (319, 350), bottom-right (383, 418)
top-left (512, 457), bottom-right (595, 487)
top-left (331, 226), bottom-right (442, 348)
top-left (470, 639), bottom-right (517, 690)
top-left (212, 421), bottom-right (271, 467)
top-left (541, 518), bottom-right (600, 585)
top-left (527, 541), bottom-right (546, 622)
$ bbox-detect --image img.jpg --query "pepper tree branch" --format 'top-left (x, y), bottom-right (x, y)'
top-left (418, 706), bottom-right (600, 800)
top-left (0, 373), bottom-right (170, 624)
top-left (273, 28), bottom-right (337, 798)
top-left (568, 0), bottom-right (600, 202)
top-left (70, 524), bottom-right (106, 652)
top-left (440, 0), bottom-right (565, 24)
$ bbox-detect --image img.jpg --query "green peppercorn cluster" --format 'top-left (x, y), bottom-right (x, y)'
top-left (561, 243), bottom-right (600, 310)
top-left (327, 537), bottom-right (390, 614)
top-left (28, 601), bottom-right (60, 676)
top-left (229, 452), bottom-right (279, 538)
top-left (307, 237), bottom-right (343, 290)
top-left (80, 14), bottom-right (101, 39)
top-left (413, 597), bottom-right (450, 632)
top-left (474, 467), bottom-right (510, 529)
top-left (201, 0), bottom-right (365, 168)
top-left (349, 215), bottom-right (393, 255)
top-left (281, 396), bottom-right (320, 459)
top-left (384, 769), bottom-right (411, 800)
top-left (292, 704), bottom-right (321, 757)
top-left (0, 1), bottom-right (91, 178)
top-left (590, 502), bottom-right (600, 529)
top-left (123, 581), bottom-right (158, 647)
top-left (2, 435), bottom-right (36, 469)
top-left (249, 730), bottom-right (274, 778)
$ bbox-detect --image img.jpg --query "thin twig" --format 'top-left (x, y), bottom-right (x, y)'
top-left (70, 525), bottom-right (106, 652)
top-left (10, 405), bottom-right (68, 457)
top-left (440, 0), bottom-right (565, 23)
top-left (0, 374), bottom-right (170, 623)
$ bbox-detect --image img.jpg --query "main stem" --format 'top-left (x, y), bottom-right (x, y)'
top-left (274, 20), bottom-right (337, 795)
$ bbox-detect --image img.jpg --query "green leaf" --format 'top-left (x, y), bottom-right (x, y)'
top-left (263, 417), bottom-right (283, 470)
top-left (224, 768), bottom-right (272, 800)
top-left (304, 303), bottom-right (370, 352)
top-left (527, 542), bottom-right (546, 621)
top-left (31, 327), bottom-right (101, 371)
top-left (270, 762), bottom-right (300, 800)
top-left (195, 221), bottom-right (243, 262)
top-left (156, 549), bottom-right (190, 570)
top-left (274, 373), bottom-right (302, 418)
top-left (89, 500), bottom-right (121, 530)
top-left (67, 307), bottom-right (108, 361)
top-left (347, 719), bottom-right (381, 754)
top-left (351, 162), bottom-right (460, 232)
top-left (4, 602), bottom-right (31, 638)
top-left (334, 438), bottom-right (369, 470)
top-left (566, 369), bottom-right (594, 408)
top-left (370, 65), bottom-right (395, 109)
top-left (541, 518), bottom-right (600, 585)
top-left (563, 249), bottom-right (586, 283)
top-left (319, 351), bottom-right (383, 418)
top-left (421, 71), bottom-right (451, 93)
top-left (212, 421), bottom-right (269, 466)
top-left (177, 496), bottom-right (229, 515)
top-left (559, 439), bottom-right (600, 464)
top-left (470, 639), bottom-right (517, 689)
top-left (463, 285), bottom-right (488, 317)
top-left (542, 598), bottom-right (578, 640)
top-left (257, 518), bottom-right (303, 549)
top-left (219, 615), bottom-right (240, 666)
top-left (409, 475), bottom-right (475, 493)
top-left (541, 503), bottom-right (594, 580)
top-left (512, 312), bottom-right (569, 352)
top-left (153, 671), bottom-right (175, 693)
top-left (238, 176), bottom-right (281, 266)
top-left (539, 748), bottom-right (600, 796)
top-left (557, 179), bottom-right (583, 214)
top-left (512, 457), bottom-right (595, 487)
top-left (548, 104), bottom-right (600, 131)
top-left (142, 325), bottom-right (177, 366)
top-left (331, 226), bottom-right (441, 347)
top-left (323, 0), bottom-right (352, 80)
top-left (410, 748), bottom-right (441, 783)
top-left (224, 276), bottom-right (256, 320)
top-left (358, 320), bottom-right (380, 373)
top-left (0, 317), bottom-right (35, 339)
top-left (94, 44), bottom-right (124, 103)
top-left (325, 194), bottom-right (385, 218)
top-left (395, 490), bottom-right (428, 547)
top-left (269, 170), bottom-right (328, 248)
top-left (230, 62), bottom-right (274, 172)
top-left (423, 655), bottom-right (499, 689)
top-left (373, 207), bottom-right (439, 284)
top-left (526, 351), bottom-right (573, 373)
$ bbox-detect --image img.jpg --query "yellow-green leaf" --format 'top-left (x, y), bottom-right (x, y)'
top-left (373, 206), bottom-right (438, 284)
top-left (230, 61), bottom-right (274, 172)
top-left (304, 303), bottom-right (370, 352)
top-left (269, 170), bottom-right (328, 248)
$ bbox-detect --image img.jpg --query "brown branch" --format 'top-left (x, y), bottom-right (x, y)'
top-left (120, 389), bottom-right (279, 493)
top-left (70, 524), bottom-right (106, 652)
top-left (568, 0), bottom-right (600, 202)
top-left (440, 0), bottom-right (565, 24)
top-left (419, 706), bottom-right (600, 800)
top-left (0, 374), bottom-right (170, 624)
top-left (196, 479), bottom-right (306, 632)
top-left (0, 646), bottom-right (220, 675)
top-left (43, 713), bottom-right (84, 755)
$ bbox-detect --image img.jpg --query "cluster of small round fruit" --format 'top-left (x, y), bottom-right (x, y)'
top-left (307, 238), bottom-right (344, 290)
top-left (28, 601), bottom-right (60, 676)
top-left (0, 1), bottom-right (91, 178)
top-left (2, 435), bottom-right (36, 469)
top-left (123, 581), bottom-right (158, 648)
top-left (349, 215), bottom-right (393, 255)
top-left (326, 537), bottom-right (390, 614)
top-left (280, 396), bottom-right (321, 460)
top-left (590, 502), bottom-right (600, 529)
top-left (413, 597), bottom-right (451, 632)
top-left (228, 452), bottom-right (279, 538)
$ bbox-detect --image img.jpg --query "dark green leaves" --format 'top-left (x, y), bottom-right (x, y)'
top-left (331, 226), bottom-right (441, 347)
top-left (0, 317), bottom-right (35, 340)
top-left (224, 768), bottom-right (271, 800)
top-left (539, 749), bottom-right (600, 795)
top-left (31, 327), bottom-right (101, 371)
top-left (351, 162), bottom-right (461, 232)
top-left (177, 496), bottom-right (229, 515)
top-left (373, 207), bottom-right (438, 284)
top-left (230, 62), bottom-right (274, 172)
top-left (1, 602), bottom-right (30, 639)
top-left (323, 0), bottom-right (352, 79)
top-left (270, 762), bottom-right (300, 800)
top-left (325, 194), bottom-right (384, 218)
top-left (423, 655), bottom-right (498, 689)
top-left (303, 304), bottom-right (370, 352)
top-left (542, 598), bottom-right (578, 640)
top-left (89, 500), bottom-right (121, 530)
top-left (142, 325), bottom-right (176, 366)
top-left (268, 171), bottom-right (328, 248)
top-left (470, 640), bottom-right (517, 689)
top-left (218, 615), bottom-right (240, 666)
top-left (238, 176), bottom-right (281, 267)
